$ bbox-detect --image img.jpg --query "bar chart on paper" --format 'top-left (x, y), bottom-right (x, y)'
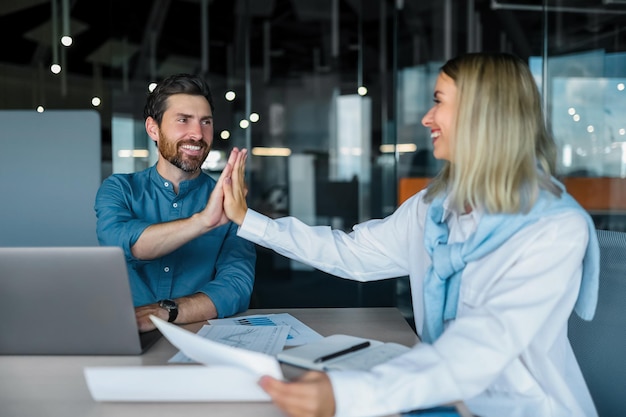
top-left (235, 316), bottom-right (275, 326)
top-left (209, 313), bottom-right (324, 346)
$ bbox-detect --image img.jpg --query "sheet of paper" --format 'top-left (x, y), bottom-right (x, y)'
top-left (84, 365), bottom-right (271, 402)
top-left (84, 316), bottom-right (285, 402)
top-left (169, 324), bottom-right (290, 363)
top-left (150, 316), bottom-right (284, 379)
top-left (209, 313), bottom-right (323, 346)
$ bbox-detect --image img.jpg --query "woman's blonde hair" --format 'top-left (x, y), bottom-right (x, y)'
top-left (425, 52), bottom-right (559, 214)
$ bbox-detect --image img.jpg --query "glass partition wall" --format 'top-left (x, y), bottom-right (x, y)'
top-left (1, 0), bottom-right (625, 319)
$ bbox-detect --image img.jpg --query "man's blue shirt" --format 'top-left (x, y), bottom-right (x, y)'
top-left (94, 164), bottom-right (256, 317)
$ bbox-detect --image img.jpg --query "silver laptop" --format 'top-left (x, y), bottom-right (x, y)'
top-left (0, 246), bottom-right (161, 355)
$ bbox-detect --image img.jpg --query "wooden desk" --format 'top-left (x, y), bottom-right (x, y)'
top-left (0, 307), bottom-right (419, 417)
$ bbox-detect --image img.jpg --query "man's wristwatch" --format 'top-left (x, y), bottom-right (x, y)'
top-left (158, 299), bottom-right (179, 323)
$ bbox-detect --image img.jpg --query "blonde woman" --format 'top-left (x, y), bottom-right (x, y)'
top-left (215, 53), bottom-right (599, 417)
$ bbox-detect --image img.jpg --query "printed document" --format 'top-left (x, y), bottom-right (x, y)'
top-left (277, 334), bottom-right (411, 371)
top-left (84, 316), bottom-right (284, 402)
top-left (168, 324), bottom-right (290, 362)
top-left (208, 312), bottom-right (323, 346)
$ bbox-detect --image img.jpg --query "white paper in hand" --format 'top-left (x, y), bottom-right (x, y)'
top-left (84, 316), bottom-right (285, 402)
top-left (149, 315), bottom-right (284, 380)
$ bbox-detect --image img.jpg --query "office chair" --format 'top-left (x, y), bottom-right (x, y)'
top-left (568, 229), bottom-right (626, 417)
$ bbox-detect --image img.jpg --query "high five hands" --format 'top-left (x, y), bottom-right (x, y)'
top-left (221, 147), bottom-right (249, 226)
top-left (198, 147), bottom-right (248, 230)
top-left (216, 149), bottom-right (338, 417)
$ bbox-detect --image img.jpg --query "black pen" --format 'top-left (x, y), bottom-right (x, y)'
top-left (313, 341), bottom-right (371, 363)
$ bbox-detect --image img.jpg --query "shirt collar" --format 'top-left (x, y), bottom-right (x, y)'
top-left (440, 194), bottom-right (482, 224)
top-left (148, 164), bottom-right (208, 195)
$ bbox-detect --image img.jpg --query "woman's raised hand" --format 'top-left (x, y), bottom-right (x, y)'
top-left (222, 147), bottom-right (249, 225)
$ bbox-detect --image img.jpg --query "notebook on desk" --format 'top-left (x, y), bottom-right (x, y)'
top-left (0, 246), bottom-right (161, 355)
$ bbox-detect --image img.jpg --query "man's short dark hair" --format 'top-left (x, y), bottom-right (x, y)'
top-left (143, 73), bottom-right (214, 124)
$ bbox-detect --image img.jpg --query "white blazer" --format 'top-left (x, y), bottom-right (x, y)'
top-left (237, 189), bottom-right (596, 417)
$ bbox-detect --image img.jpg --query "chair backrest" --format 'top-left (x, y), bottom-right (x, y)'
top-left (568, 229), bottom-right (626, 417)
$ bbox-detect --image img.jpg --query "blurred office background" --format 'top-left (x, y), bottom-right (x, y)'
top-left (1, 0), bottom-right (625, 324)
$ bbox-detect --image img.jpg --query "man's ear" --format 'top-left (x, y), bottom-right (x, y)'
top-left (145, 117), bottom-right (159, 142)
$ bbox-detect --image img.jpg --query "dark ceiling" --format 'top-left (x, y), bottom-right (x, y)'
top-left (1, 0), bottom-right (625, 86)
top-left (1, 0), bottom-right (397, 84)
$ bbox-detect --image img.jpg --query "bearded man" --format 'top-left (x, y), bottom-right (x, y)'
top-left (95, 74), bottom-right (256, 332)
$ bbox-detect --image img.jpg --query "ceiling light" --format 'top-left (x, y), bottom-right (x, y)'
top-left (252, 147), bottom-right (292, 157)
top-left (379, 144), bottom-right (418, 153)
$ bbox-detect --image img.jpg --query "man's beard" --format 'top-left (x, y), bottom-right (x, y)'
top-left (157, 131), bottom-right (210, 173)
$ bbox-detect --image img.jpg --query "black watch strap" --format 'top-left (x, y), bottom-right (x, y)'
top-left (158, 299), bottom-right (179, 322)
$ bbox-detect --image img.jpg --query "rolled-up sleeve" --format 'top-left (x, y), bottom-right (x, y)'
top-left (200, 221), bottom-right (256, 317)
top-left (94, 176), bottom-right (151, 261)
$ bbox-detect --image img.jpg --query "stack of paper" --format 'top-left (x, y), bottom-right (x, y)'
top-left (277, 334), bottom-right (410, 371)
top-left (84, 316), bottom-right (284, 402)
top-left (207, 313), bottom-right (323, 347)
top-left (168, 324), bottom-right (291, 363)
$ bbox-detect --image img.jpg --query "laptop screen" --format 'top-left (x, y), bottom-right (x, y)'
top-left (0, 246), bottom-right (160, 355)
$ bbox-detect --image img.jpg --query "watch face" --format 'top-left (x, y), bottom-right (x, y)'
top-left (159, 299), bottom-right (178, 322)
top-left (159, 299), bottom-right (176, 310)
